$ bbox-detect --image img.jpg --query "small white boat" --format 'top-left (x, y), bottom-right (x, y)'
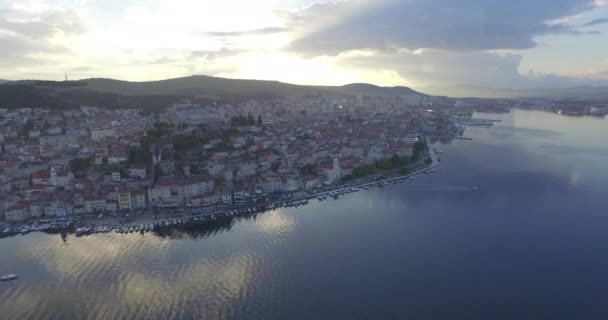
top-left (1, 274), bottom-right (18, 281)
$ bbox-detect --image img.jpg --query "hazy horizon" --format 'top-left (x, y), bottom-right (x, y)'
top-left (2, 0), bottom-right (608, 95)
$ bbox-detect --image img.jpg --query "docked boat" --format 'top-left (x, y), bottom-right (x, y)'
top-left (75, 227), bottom-right (87, 236)
top-left (1, 274), bottom-right (18, 281)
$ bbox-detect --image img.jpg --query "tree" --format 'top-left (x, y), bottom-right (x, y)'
top-left (173, 134), bottom-right (201, 150)
top-left (257, 114), bottom-right (263, 126)
top-left (299, 164), bottom-right (317, 175)
top-left (147, 122), bottom-right (174, 138)
top-left (69, 157), bottom-right (91, 172)
top-left (342, 174), bottom-right (354, 182)
top-left (412, 139), bottom-right (426, 161)
top-left (129, 147), bottom-right (152, 165)
top-left (399, 168), bottom-right (410, 175)
top-left (247, 113), bottom-right (255, 126)
top-left (271, 161), bottom-right (281, 172)
top-left (375, 159), bottom-right (392, 170)
top-left (391, 154), bottom-right (401, 167)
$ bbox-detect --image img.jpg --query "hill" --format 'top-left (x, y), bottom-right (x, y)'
top-left (324, 83), bottom-right (424, 97)
top-left (79, 76), bottom-right (426, 97)
top-left (78, 76), bottom-right (328, 97)
top-left (0, 75), bottom-right (427, 110)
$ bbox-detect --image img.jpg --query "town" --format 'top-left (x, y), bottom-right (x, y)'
top-left (0, 93), bottom-right (464, 236)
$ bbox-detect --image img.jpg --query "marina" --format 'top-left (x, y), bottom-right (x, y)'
top-left (2, 110), bottom-right (606, 320)
top-left (0, 140), bottom-right (443, 238)
top-left (0, 161), bottom-right (444, 238)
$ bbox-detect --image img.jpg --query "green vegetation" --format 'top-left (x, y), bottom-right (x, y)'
top-left (128, 147), bottom-right (152, 165)
top-left (69, 157), bottom-right (92, 172)
top-left (399, 168), bottom-right (411, 175)
top-left (230, 114), bottom-right (253, 126)
top-left (0, 83), bottom-right (177, 111)
top-left (299, 164), bottom-right (317, 175)
top-left (78, 76), bottom-right (422, 97)
top-left (271, 161), bottom-right (281, 172)
top-left (146, 122), bottom-right (174, 138)
top-left (102, 164), bottom-right (127, 177)
top-left (342, 154), bottom-right (413, 182)
top-left (230, 113), bottom-right (263, 127)
top-left (0, 76), bottom-right (425, 111)
top-left (173, 134), bottom-right (203, 150)
top-left (411, 139), bottom-right (427, 161)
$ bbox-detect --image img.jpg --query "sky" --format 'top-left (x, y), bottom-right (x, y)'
top-left (1, 0), bottom-right (608, 91)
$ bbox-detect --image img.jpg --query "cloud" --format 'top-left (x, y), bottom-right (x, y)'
top-left (286, 0), bottom-right (601, 55)
top-left (585, 69), bottom-right (608, 79)
top-left (335, 49), bottom-right (608, 88)
top-left (0, 5), bottom-right (90, 69)
top-left (205, 27), bottom-right (286, 37)
top-left (0, 33), bottom-right (69, 68)
top-left (581, 17), bottom-right (608, 26)
top-left (0, 8), bottom-right (90, 39)
top-left (189, 48), bottom-right (245, 60)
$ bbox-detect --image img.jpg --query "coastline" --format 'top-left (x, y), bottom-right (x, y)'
top-left (1, 138), bottom-right (440, 238)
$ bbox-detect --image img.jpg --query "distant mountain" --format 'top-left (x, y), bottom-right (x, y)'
top-left (78, 76), bottom-right (325, 97)
top-left (0, 80), bottom-right (10, 84)
top-left (324, 83), bottom-right (424, 97)
top-left (422, 84), bottom-right (608, 99)
top-left (78, 76), bottom-right (426, 97)
top-left (0, 75), bottom-right (427, 110)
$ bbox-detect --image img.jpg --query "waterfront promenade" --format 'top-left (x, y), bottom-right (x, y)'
top-left (2, 139), bottom-right (441, 237)
top-left (93, 138), bottom-right (441, 234)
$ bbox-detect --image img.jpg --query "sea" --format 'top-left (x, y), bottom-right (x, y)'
top-left (1, 109), bottom-right (607, 319)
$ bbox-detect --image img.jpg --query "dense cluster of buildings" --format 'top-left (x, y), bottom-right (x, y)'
top-left (0, 94), bottom-right (456, 222)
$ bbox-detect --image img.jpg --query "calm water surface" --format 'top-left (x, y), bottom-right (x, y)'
top-left (1, 109), bottom-right (608, 319)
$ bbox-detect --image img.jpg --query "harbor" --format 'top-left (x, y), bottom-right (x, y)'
top-left (1, 139), bottom-right (444, 238)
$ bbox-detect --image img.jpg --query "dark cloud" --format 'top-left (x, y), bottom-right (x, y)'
top-left (206, 27), bottom-right (286, 37)
top-left (581, 18), bottom-right (608, 26)
top-left (336, 49), bottom-right (608, 88)
top-left (338, 50), bottom-right (523, 87)
top-left (286, 0), bottom-right (600, 55)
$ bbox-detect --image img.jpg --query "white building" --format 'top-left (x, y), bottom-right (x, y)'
top-left (236, 162), bottom-right (257, 179)
top-left (28, 130), bottom-right (41, 138)
top-left (257, 176), bottom-right (285, 193)
top-left (5, 202), bottom-right (30, 221)
top-left (206, 162), bottom-right (225, 177)
top-left (131, 190), bottom-right (147, 209)
top-left (83, 197), bottom-right (106, 214)
top-left (108, 153), bottom-right (128, 165)
top-left (176, 177), bottom-right (215, 201)
top-left (50, 168), bottom-right (74, 187)
top-left (128, 165), bottom-right (146, 179)
top-left (39, 135), bottom-right (78, 146)
top-left (90, 128), bottom-right (117, 141)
